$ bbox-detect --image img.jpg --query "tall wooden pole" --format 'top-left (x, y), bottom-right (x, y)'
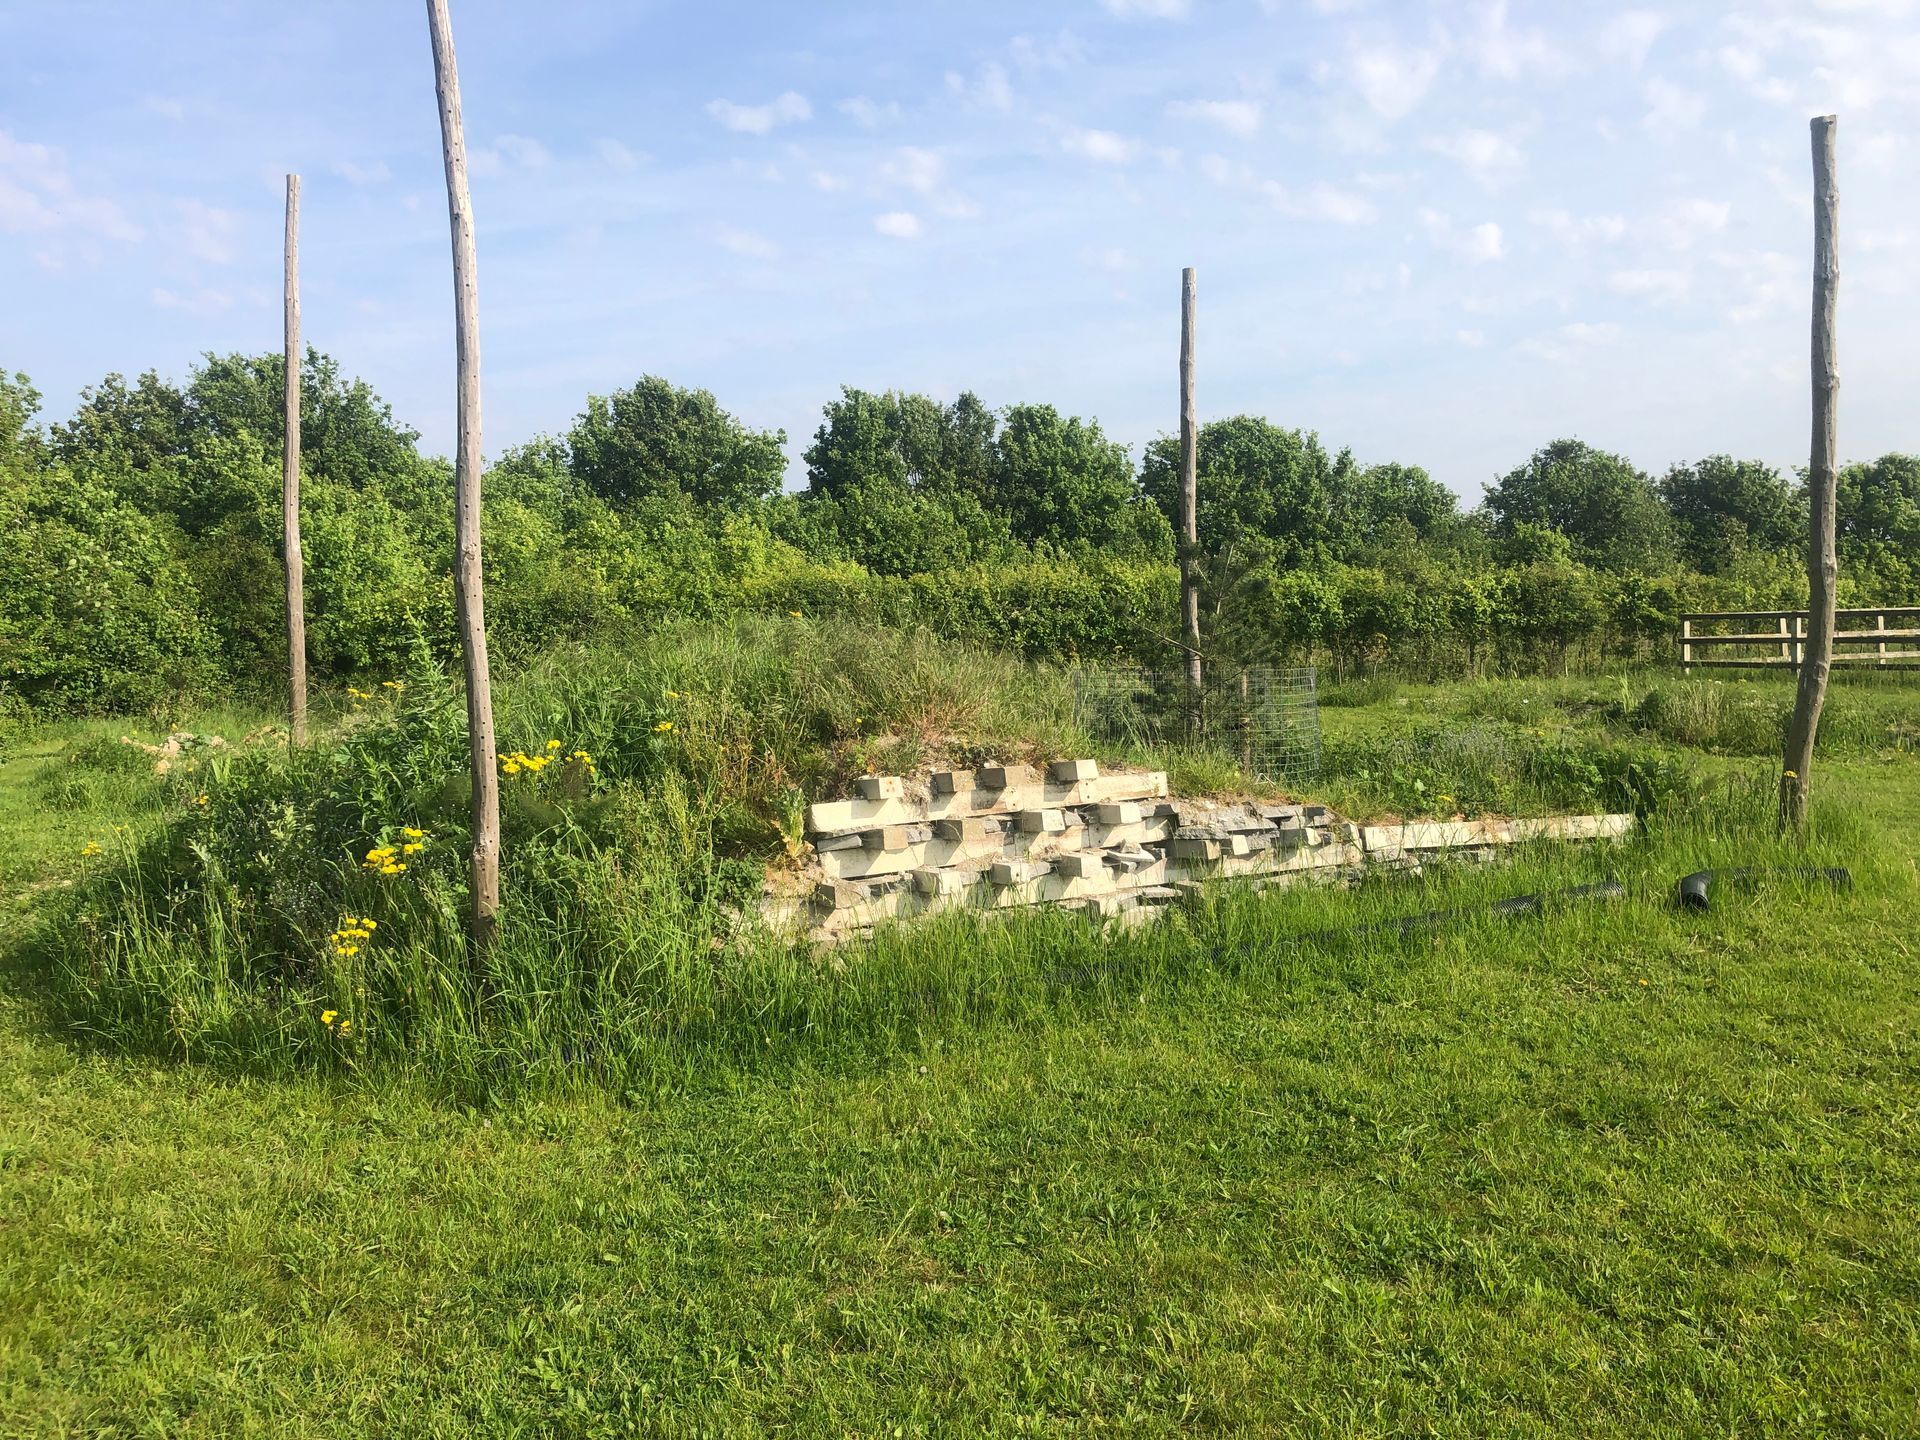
top-left (1780, 114), bottom-right (1840, 835)
top-left (283, 173), bottom-right (308, 747)
top-left (1179, 267), bottom-right (1202, 730)
top-left (426, 0), bottom-right (501, 947)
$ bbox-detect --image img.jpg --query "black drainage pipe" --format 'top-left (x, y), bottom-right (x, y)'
top-left (1216, 876), bottom-right (1626, 960)
top-left (1675, 866), bottom-right (1852, 912)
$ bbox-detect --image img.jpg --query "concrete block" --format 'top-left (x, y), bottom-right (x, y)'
top-left (808, 796), bottom-right (921, 835)
top-left (1171, 836), bottom-right (1222, 862)
top-left (855, 775), bottom-right (905, 802)
top-left (1094, 802), bottom-right (1143, 826)
top-left (989, 858), bottom-right (1052, 886)
top-left (1052, 852), bottom-right (1106, 880)
top-left (1135, 885), bottom-right (1182, 906)
top-left (1017, 808), bottom-right (1066, 834)
top-left (912, 868), bottom-right (974, 898)
top-left (813, 832), bottom-right (863, 853)
top-left (1224, 834), bottom-right (1254, 858)
top-left (933, 816), bottom-right (1003, 844)
top-left (930, 769), bottom-right (973, 795)
top-left (812, 880), bottom-right (862, 911)
top-left (1048, 758), bottom-right (1100, 784)
top-left (978, 763), bottom-right (1037, 790)
top-left (862, 825), bottom-right (914, 852)
top-left (1105, 848), bottom-right (1158, 873)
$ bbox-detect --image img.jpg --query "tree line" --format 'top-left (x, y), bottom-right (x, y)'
top-left (3, 354), bottom-right (1917, 713)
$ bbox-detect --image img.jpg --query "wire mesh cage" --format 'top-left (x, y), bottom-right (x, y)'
top-left (1071, 664), bottom-right (1322, 785)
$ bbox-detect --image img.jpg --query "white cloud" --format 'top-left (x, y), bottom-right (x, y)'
top-left (1421, 209), bottom-right (1505, 262)
top-left (496, 134), bottom-right (552, 168)
top-left (880, 146), bottom-right (944, 193)
top-left (1656, 197), bottom-right (1731, 251)
top-left (1467, 0), bottom-right (1567, 80)
top-left (175, 198), bottom-right (237, 264)
top-left (1424, 129), bottom-right (1525, 188)
top-left (151, 285), bottom-right (233, 314)
top-left (1531, 208), bottom-right (1627, 252)
top-left (1715, 248), bottom-right (1797, 324)
top-left (710, 224), bottom-right (779, 260)
top-left (1599, 10), bottom-right (1670, 70)
top-left (0, 131), bottom-right (143, 245)
top-left (708, 91), bottom-right (811, 135)
top-left (1273, 182), bottom-right (1376, 224)
top-left (1642, 77), bottom-right (1706, 130)
top-left (873, 210), bottom-right (921, 239)
top-left (1010, 30), bottom-right (1086, 70)
top-left (1346, 37), bottom-right (1445, 120)
top-left (332, 159), bottom-right (392, 186)
top-left (144, 95), bottom-right (186, 121)
top-left (1062, 127), bottom-right (1140, 165)
top-left (838, 96), bottom-right (900, 129)
top-left (1456, 329), bottom-right (1486, 347)
top-left (1518, 321), bottom-right (1622, 363)
top-left (810, 170), bottom-right (847, 192)
top-left (1166, 99), bottom-right (1264, 138)
top-left (1608, 267), bottom-right (1691, 302)
top-left (1099, 0), bottom-right (1190, 18)
top-left (946, 63), bottom-right (1014, 111)
top-left (1200, 154), bottom-right (1375, 223)
top-left (596, 139), bottom-right (644, 171)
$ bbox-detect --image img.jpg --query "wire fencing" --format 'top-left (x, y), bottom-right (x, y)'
top-left (1072, 664), bottom-right (1322, 784)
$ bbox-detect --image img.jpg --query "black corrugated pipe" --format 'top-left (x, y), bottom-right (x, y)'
top-left (1674, 867), bottom-right (1853, 912)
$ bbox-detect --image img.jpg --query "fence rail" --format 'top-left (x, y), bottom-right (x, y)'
top-left (1680, 607), bottom-right (1920, 674)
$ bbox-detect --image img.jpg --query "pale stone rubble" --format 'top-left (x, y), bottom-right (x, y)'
top-left (761, 759), bottom-right (1634, 943)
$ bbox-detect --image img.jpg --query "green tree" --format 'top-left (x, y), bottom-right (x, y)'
top-left (1659, 455), bottom-right (1803, 572)
top-left (1, 369), bottom-right (44, 473)
top-left (1835, 454), bottom-right (1920, 584)
top-left (989, 403), bottom-right (1148, 552)
top-left (1139, 417), bottom-right (1350, 568)
top-left (567, 375), bottom-right (786, 511)
top-left (1484, 439), bottom-right (1674, 571)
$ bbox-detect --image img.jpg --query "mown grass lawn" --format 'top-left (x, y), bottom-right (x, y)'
top-left (2, 690), bottom-right (1918, 1437)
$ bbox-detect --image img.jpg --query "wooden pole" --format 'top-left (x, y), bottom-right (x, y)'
top-left (426, 0), bottom-right (502, 947)
top-left (1179, 267), bottom-right (1202, 733)
top-left (283, 173), bottom-right (308, 747)
top-left (1780, 114), bottom-right (1840, 835)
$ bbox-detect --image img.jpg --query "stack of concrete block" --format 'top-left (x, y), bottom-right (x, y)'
top-left (759, 758), bottom-right (1636, 943)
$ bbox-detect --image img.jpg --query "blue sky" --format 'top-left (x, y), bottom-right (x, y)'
top-left (3, 0), bottom-right (1917, 499)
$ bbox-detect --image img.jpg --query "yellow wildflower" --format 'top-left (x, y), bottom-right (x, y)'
top-left (789, 610), bottom-right (802, 618)
top-left (193, 794), bottom-right (210, 808)
top-left (402, 843), bottom-right (423, 855)
top-left (502, 760), bottom-right (522, 776)
top-left (321, 1009), bottom-right (338, 1027)
top-left (402, 827), bottom-right (424, 840)
top-left (654, 721), bottom-right (674, 733)
top-left (81, 841), bottom-right (103, 857)
top-left (381, 862), bottom-right (407, 876)
top-left (546, 739), bottom-right (561, 751)
top-left (337, 1020), bottom-right (351, 1036)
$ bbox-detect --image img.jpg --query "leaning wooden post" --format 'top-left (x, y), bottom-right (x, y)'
top-left (1780, 114), bottom-right (1840, 835)
top-left (426, 0), bottom-right (502, 948)
top-left (1179, 267), bottom-right (1202, 735)
top-left (283, 173), bottom-right (308, 747)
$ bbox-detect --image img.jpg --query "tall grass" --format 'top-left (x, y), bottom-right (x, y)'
top-left (19, 618), bottom-right (1893, 1099)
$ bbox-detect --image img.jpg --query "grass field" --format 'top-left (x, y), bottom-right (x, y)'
top-left (3, 665), bottom-right (1918, 1436)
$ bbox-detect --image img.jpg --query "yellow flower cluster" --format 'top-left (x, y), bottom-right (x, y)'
top-left (499, 741), bottom-right (595, 777)
top-left (364, 827), bottom-right (426, 876)
top-left (81, 840), bottom-right (103, 858)
top-left (653, 721), bottom-right (673, 734)
top-left (329, 917), bottom-right (378, 958)
top-left (320, 1008), bottom-right (352, 1038)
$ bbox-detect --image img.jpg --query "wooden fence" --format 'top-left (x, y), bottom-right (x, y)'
top-left (1680, 607), bottom-right (1920, 674)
